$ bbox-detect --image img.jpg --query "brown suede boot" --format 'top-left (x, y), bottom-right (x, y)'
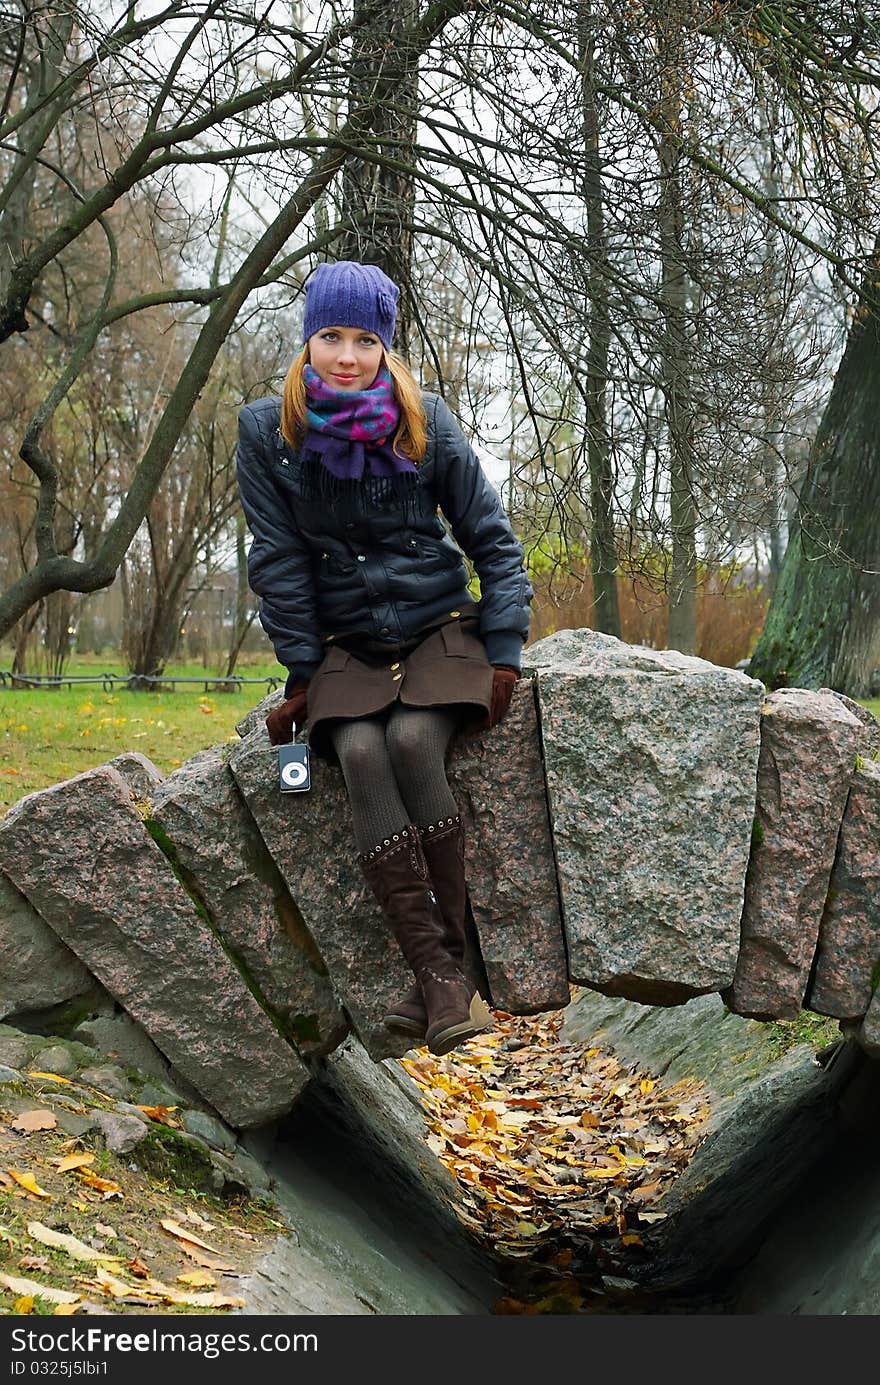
top-left (383, 814), bottom-right (489, 1040)
top-left (359, 823), bottom-right (492, 1056)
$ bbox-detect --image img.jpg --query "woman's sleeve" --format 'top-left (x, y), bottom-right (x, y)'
top-left (235, 404), bottom-right (323, 686)
top-left (431, 396), bottom-right (533, 668)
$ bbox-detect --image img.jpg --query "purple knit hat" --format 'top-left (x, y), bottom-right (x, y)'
top-left (302, 261), bottom-right (399, 351)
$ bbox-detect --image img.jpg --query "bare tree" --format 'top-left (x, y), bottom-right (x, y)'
top-left (0, 0), bottom-right (877, 664)
top-left (0, 0), bottom-right (475, 642)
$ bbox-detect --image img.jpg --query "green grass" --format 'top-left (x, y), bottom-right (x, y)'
top-left (0, 649), bottom-right (285, 815)
top-left (763, 1009), bottom-right (842, 1058)
top-left (0, 645), bottom-right (286, 683)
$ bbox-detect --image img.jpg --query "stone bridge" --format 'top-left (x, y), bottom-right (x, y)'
top-left (1, 629), bottom-right (878, 1131)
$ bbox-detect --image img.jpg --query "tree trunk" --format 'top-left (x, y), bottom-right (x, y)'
top-left (657, 23), bottom-right (697, 654)
top-left (224, 509), bottom-right (257, 678)
top-left (577, 0), bottom-right (621, 638)
top-left (0, 12), bottom-right (76, 331)
top-left (338, 0), bottom-right (419, 357)
top-left (45, 588), bottom-right (74, 679)
top-left (759, 107), bottom-right (787, 590)
top-left (123, 583), bottom-right (187, 680)
top-left (11, 603), bottom-right (42, 676)
top-left (747, 250), bottom-right (880, 697)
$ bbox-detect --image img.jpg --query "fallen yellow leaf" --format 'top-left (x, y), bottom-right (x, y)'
top-left (27, 1071), bottom-right (73, 1085)
top-left (90, 1267), bottom-right (242, 1310)
top-left (155, 1284), bottom-right (243, 1309)
top-left (90, 1269), bottom-right (158, 1302)
top-left (0, 1273), bottom-right (78, 1305)
top-left (27, 1222), bottom-right (122, 1264)
top-left (160, 1218), bottom-right (224, 1256)
top-left (174, 1242), bottom-right (234, 1273)
top-left (134, 1105), bottom-right (180, 1127)
top-left (7, 1169), bottom-right (51, 1199)
top-left (77, 1171), bottom-right (122, 1198)
top-left (510, 1220), bottom-right (544, 1236)
top-left (182, 1207), bottom-right (216, 1232)
top-left (54, 1303), bottom-right (80, 1316)
top-left (176, 1270), bottom-right (218, 1288)
top-left (54, 1153), bottom-right (96, 1174)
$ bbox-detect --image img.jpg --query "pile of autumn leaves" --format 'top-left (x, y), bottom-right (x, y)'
top-left (400, 1003), bottom-right (710, 1309)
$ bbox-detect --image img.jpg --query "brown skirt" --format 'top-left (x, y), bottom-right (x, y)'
top-left (305, 611), bottom-right (494, 764)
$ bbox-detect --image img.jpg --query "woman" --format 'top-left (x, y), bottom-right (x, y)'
top-left (235, 260), bottom-right (533, 1057)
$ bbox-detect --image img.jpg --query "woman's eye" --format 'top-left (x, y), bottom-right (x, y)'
top-left (360, 337), bottom-right (377, 346)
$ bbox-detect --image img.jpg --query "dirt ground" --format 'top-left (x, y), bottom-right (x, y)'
top-left (0, 1072), bottom-right (287, 1316)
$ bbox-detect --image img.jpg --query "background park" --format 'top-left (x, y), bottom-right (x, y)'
top-left (0, 0), bottom-right (878, 813)
top-left (1, 1), bottom-right (879, 807)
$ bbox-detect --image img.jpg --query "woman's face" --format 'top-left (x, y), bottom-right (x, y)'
top-left (308, 325), bottom-right (384, 391)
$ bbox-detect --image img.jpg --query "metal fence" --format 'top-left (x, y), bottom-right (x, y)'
top-left (0, 670), bottom-right (283, 694)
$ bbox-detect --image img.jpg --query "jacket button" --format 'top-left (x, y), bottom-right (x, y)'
top-left (357, 554), bottom-right (366, 562)
top-left (380, 626), bottom-right (390, 635)
top-left (390, 662), bottom-right (400, 671)
top-left (392, 673), bottom-right (403, 681)
top-left (450, 610), bottom-right (460, 617)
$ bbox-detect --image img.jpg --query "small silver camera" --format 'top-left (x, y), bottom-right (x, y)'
top-left (278, 742), bottom-right (311, 793)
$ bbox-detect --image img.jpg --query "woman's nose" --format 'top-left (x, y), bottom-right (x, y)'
top-left (336, 340), bottom-right (356, 363)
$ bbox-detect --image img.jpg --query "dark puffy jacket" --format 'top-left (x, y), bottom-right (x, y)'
top-left (235, 390), bottom-right (533, 686)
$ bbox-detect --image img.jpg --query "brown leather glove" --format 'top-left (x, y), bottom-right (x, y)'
top-left (265, 682), bottom-right (309, 746)
top-left (486, 665), bottom-right (519, 730)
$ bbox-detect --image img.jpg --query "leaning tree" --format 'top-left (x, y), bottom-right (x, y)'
top-left (747, 242), bottom-right (880, 697)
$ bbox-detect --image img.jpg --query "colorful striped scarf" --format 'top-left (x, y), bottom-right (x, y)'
top-left (301, 361), bottom-right (417, 493)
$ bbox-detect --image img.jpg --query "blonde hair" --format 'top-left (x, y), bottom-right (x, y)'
top-left (280, 346), bottom-right (428, 462)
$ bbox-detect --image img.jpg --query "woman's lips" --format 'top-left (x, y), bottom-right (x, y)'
top-left (333, 373), bottom-right (357, 382)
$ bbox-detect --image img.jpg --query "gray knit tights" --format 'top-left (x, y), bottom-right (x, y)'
top-left (331, 704), bottom-right (459, 854)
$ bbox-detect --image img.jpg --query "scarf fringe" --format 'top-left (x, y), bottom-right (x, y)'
top-left (299, 450), bottom-right (420, 521)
